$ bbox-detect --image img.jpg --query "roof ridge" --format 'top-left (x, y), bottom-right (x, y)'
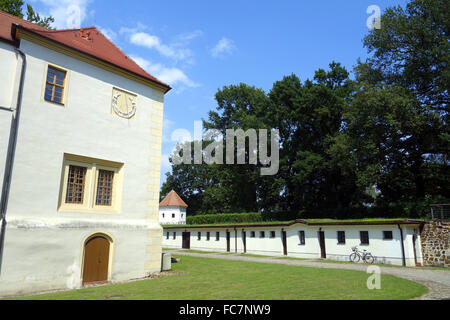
top-left (93, 27), bottom-right (157, 82)
top-left (34, 26), bottom-right (98, 33)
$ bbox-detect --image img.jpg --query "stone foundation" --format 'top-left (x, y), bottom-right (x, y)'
top-left (421, 221), bottom-right (450, 267)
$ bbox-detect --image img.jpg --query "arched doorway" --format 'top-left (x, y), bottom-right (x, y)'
top-left (82, 235), bottom-right (111, 285)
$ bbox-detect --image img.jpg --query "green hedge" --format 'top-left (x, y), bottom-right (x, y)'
top-left (186, 212), bottom-right (263, 225)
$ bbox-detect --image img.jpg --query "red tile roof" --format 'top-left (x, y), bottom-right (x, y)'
top-left (160, 190), bottom-right (188, 208)
top-left (0, 10), bottom-right (170, 92)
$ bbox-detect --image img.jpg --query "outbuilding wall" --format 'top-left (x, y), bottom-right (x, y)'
top-left (163, 223), bottom-right (423, 267)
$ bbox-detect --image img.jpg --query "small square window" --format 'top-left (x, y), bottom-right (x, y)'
top-left (383, 231), bottom-right (393, 240)
top-left (360, 231), bottom-right (369, 245)
top-left (299, 231), bottom-right (305, 245)
top-left (270, 231), bottom-right (276, 238)
top-left (260, 231), bottom-right (265, 238)
top-left (337, 231), bottom-right (346, 244)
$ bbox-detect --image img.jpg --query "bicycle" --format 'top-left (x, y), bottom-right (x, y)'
top-left (349, 246), bottom-right (374, 264)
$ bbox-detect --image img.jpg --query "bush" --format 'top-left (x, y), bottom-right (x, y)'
top-left (186, 212), bottom-right (263, 225)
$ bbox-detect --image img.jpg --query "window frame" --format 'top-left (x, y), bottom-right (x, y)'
top-left (337, 231), bottom-right (346, 244)
top-left (298, 230), bottom-right (305, 245)
top-left (42, 64), bottom-right (69, 106)
top-left (383, 230), bottom-right (393, 240)
top-left (360, 231), bottom-right (370, 245)
top-left (58, 154), bottom-right (123, 214)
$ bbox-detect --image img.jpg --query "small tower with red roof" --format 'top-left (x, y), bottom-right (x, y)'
top-left (159, 190), bottom-right (188, 225)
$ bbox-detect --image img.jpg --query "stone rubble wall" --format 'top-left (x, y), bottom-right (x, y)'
top-left (421, 221), bottom-right (450, 267)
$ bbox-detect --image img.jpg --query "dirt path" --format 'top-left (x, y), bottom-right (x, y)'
top-left (169, 250), bottom-right (450, 300)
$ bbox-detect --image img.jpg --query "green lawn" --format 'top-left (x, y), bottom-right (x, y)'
top-left (10, 255), bottom-right (427, 300)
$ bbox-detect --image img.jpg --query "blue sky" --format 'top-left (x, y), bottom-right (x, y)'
top-left (29, 0), bottom-right (409, 186)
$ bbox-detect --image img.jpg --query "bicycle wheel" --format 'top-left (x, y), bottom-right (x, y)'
top-left (349, 252), bottom-right (360, 263)
top-left (364, 253), bottom-right (375, 264)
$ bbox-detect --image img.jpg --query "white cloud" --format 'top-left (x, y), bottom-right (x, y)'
top-left (97, 26), bottom-right (117, 41)
top-left (37, 0), bottom-right (91, 29)
top-left (130, 55), bottom-right (199, 89)
top-left (129, 32), bottom-right (193, 61)
top-left (211, 37), bottom-right (236, 58)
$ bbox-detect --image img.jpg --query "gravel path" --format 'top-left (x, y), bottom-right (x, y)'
top-left (169, 250), bottom-right (450, 300)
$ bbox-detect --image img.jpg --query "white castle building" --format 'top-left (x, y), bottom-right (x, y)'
top-left (0, 11), bottom-right (170, 297)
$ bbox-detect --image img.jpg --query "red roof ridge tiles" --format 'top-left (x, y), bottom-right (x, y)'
top-left (0, 10), bottom-right (170, 92)
top-left (159, 190), bottom-right (188, 208)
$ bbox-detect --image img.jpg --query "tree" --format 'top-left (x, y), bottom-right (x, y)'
top-left (352, 0), bottom-right (449, 205)
top-left (0, 0), bottom-right (55, 29)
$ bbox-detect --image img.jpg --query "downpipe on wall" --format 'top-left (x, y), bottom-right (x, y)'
top-left (0, 39), bottom-right (27, 274)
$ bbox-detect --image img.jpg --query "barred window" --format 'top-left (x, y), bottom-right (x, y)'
top-left (383, 231), bottom-right (393, 240)
top-left (299, 231), bottom-right (305, 245)
top-left (44, 66), bottom-right (66, 104)
top-left (360, 231), bottom-right (369, 245)
top-left (337, 231), bottom-right (346, 244)
top-left (96, 170), bottom-right (114, 206)
top-left (65, 165), bottom-right (87, 204)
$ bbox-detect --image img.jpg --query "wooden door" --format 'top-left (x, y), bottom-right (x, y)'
top-left (242, 231), bottom-right (247, 253)
top-left (226, 231), bottom-right (230, 252)
top-left (318, 231), bottom-right (326, 259)
top-left (82, 236), bottom-right (110, 285)
top-left (282, 230), bottom-right (287, 255)
top-left (182, 232), bottom-right (190, 249)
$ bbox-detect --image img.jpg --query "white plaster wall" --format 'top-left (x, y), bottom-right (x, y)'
top-left (6, 39), bottom-right (162, 221)
top-left (159, 206), bottom-right (186, 225)
top-left (163, 224), bottom-right (422, 266)
top-left (0, 41), bottom-right (19, 192)
top-left (0, 41), bottom-right (18, 110)
top-left (0, 218), bottom-right (158, 297)
top-left (0, 39), bottom-right (165, 296)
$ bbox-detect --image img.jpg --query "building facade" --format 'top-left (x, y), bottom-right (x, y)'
top-left (0, 11), bottom-right (170, 297)
top-left (159, 190), bottom-right (188, 225)
top-left (163, 219), bottom-right (424, 267)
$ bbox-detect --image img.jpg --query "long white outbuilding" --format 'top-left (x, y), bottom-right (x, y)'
top-left (163, 219), bottom-right (424, 267)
